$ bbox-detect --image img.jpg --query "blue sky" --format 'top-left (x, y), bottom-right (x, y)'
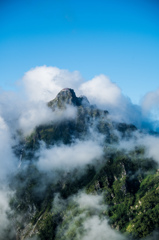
top-left (0, 0), bottom-right (159, 103)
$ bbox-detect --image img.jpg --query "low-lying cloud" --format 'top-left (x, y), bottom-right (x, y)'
top-left (19, 102), bottom-right (77, 136)
top-left (1, 65), bottom-right (159, 239)
top-left (53, 192), bottom-right (126, 240)
top-left (82, 216), bottom-right (126, 240)
top-left (118, 130), bottom-right (159, 166)
top-left (37, 139), bottom-right (104, 172)
top-left (0, 116), bottom-right (17, 182)
top-left (0, 187), bottom-right (15, 239)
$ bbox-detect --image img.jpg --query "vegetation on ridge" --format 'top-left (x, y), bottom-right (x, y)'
top-left (6, 89), bottom-right (159, 240)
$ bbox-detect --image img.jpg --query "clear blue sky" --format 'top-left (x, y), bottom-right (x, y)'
top-left (0, 0), bottom-right (159, 103)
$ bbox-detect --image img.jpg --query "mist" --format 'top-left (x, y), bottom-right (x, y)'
top-left (1, 66), bottom-right (159, 239)
top-left (52, 192), bottom-right (126, 240)
top-left (37, 139), bottom-right (104, 172)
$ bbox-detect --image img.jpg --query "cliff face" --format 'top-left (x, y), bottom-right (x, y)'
top-left (7, 89), bottom-right (159, 240)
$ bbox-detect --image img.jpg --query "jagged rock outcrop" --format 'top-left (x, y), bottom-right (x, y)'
top-left (48, 88), bottom-right (90, 109)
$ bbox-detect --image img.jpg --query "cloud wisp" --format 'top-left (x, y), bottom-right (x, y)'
top-left (37, 138), bottom-right (104, 172)
top-left (53, 192), bottom-right (126, 240)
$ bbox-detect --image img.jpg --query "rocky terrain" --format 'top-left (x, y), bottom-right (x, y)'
top-left (3, 88), bottom-right (159, 240)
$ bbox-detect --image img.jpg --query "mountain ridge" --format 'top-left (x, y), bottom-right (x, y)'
top-left (4, 88), bottom-right (159, 240)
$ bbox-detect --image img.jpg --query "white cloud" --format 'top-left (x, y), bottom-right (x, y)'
top-left (0, 187), bottom-right (14, 238)
top-left (140, 134), bottom-right (159, 164)
top-left (37, 139), bottom-right (104, 172)
top-left (73, 194), bottom-right (125, 240)
top-left (18, 102), bottom-right (77, 136)
top-left (0, 65), bottom-right (157, 134)
top-left (12, 66), bottom-right (145, 128)
top-left (0, 188), bottom-right (10, 226)
top-left (22, 66), bottom-right (83, 102)
top-left (0, 116), bottom-right (17, 181)
top-left (75, 192), bottom-right (105, 212)
top-left (54, 192), bottom-right (126, 240)
top-left (80, 74), bottom-right (122, 107)
top-left (80, 74), bottom-right (143, 125)
top-left (82, 216), bottom-right (126, 240)
top-left (1, 66), bottom-right (159, 239)
top-left (118, 131), bottom-right (159, 165)
top-left (20, 66), bottom-right (143, 125)
top-left (141, 88), bottom-right (159, 113)
top-left (141, 88), bottom-right (159, 124)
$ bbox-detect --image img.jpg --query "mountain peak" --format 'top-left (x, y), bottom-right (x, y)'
top-left (48, 88), bottom-right (90, 109)
top-left (61, 88), bottom-right (73, 92)
top-left (58, 88), bottom-right (77, 103)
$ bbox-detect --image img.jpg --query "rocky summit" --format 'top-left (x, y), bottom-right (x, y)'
top-left (48, 88), bottom-right (90, 109)
top-left (4, 89), bottom-right (159, 240)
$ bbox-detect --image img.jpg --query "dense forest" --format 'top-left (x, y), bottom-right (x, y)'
top-left (2, 88), bottom-right (159, 240)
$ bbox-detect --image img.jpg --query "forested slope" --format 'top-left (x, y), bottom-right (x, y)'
top-left (5, 88), bottom-right (159, 240)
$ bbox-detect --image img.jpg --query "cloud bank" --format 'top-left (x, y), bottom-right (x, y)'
top-left (1, 65), bottom-right (158, 134)
top-left (19, 66), bottom-right (151, 128)
top-left (21, 66), bottom-right (83, 102)
top-left (21, 66), bottom-right (141, 125)
top-left (0, 65), bottom-right (159, 239)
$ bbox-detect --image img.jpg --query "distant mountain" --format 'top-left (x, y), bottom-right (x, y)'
top-left (6, 89), bottom-right (159, 240)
